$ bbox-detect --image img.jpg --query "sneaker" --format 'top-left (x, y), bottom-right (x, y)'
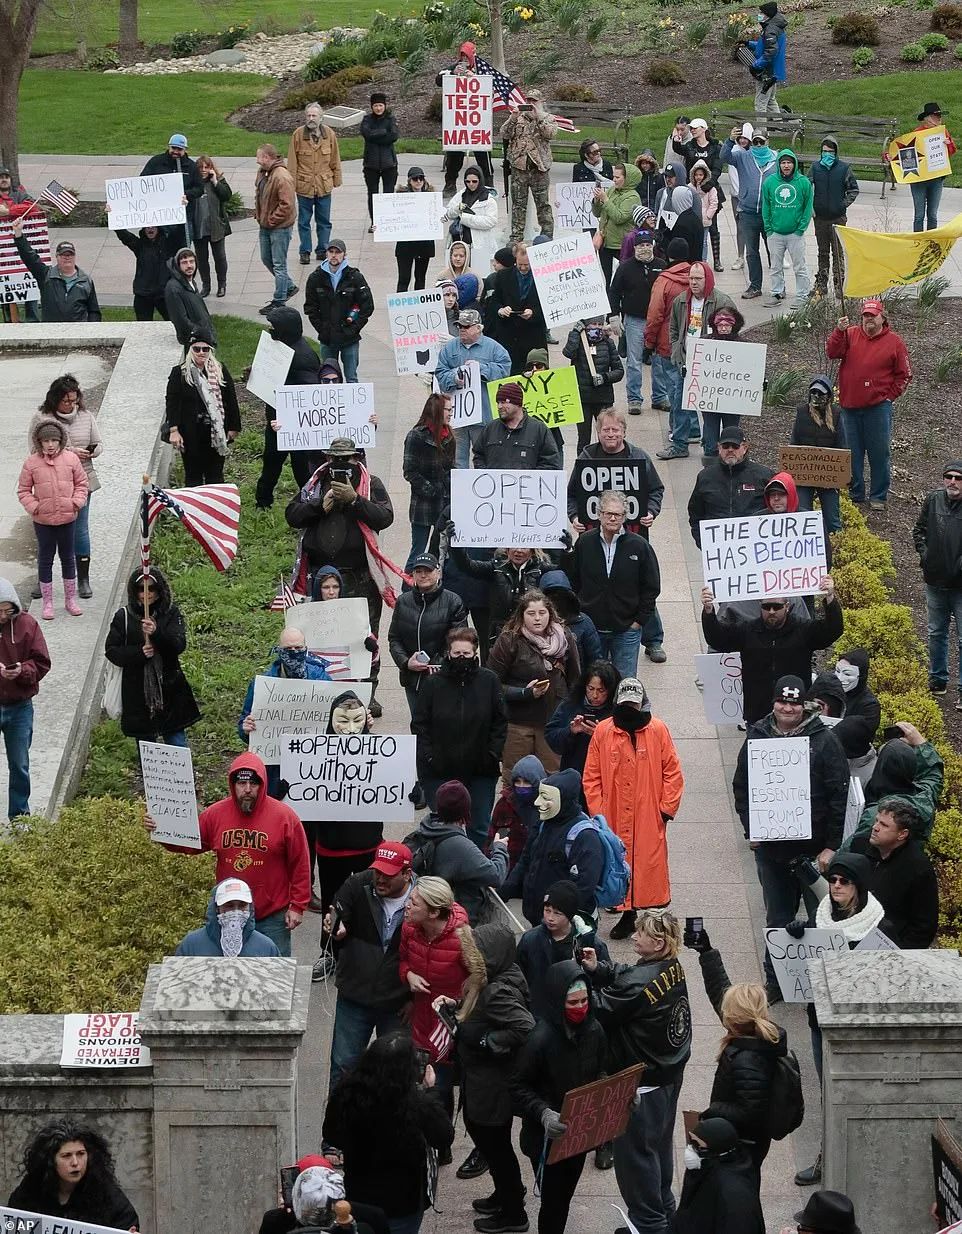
top-left (651, 400), bottom-right (671, 412)
top-left (594, 1143), bottom-right (614, 1170)
top-left (299, 253), bottom-right (311, 265)
top-left (764, 293), bottom-right (785, 306)
top-left (741, 288), bottom-right (762, 300)
top-left (610, 909), bottom-right (637, 940)
top-left (930, 679), bottom-right (948, 696)
top-left (714, 262), bottom-right (724, 272)
top-left (457, 1147), bottom-right (489, 1179)
top-left (312, 952), bottom-right (335, 982)
top-left (764, 980), bottom-right (784, 1006)
top-left (656, 445), bottom-right (689, 460)
top-left (627, 401), bottom-right (644, 415)
top-left (646, 645), bottom-right (667, 664)
top-left (795, 1153), bottom-right (822, 1186)
top-left (869, 500), bottom-right (886, 511)
top-left (473, 1215), bottom-right (529, 1233)
top-left (546, 332), bottom-right (559, 345)
top-left (285, 284), bottom-right (299, 301)
top-left (732, 256), bottom-right (744, 270)
top-left (259, 301), bottom-right (283, 315)
top-left (473, 1196), bottom-right (501, 1215)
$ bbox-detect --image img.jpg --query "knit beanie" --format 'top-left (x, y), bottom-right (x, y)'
top-left (692, 1118), bottom-right (739, 1155)
top-left (494, 246), bottom-right (516, 267)
top-left (544, 880), bottom-right (580, 921)
top-left (667, 237), bottom-right (690, 263)
top-left (496, 381), bottom-right (525, 407)
top-left (526, 347), bottom-right (549, 367)
top-left (435, 779), bottom-right (472, 825)
top-left (759, 2), bottom-right (778, 16)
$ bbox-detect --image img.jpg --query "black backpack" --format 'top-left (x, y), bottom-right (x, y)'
top-left (768, 1049), bottom-right (805, 1140)
top-left (402, 828), bottom-right (455, 877)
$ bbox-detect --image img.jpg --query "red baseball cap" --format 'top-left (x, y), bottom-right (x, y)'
top-left (861, 298), bottom-right (884, 316)
top-left (296, 1154), bottom-right (332, 1171)
top-left (370, 842), bottom-right (412, 875)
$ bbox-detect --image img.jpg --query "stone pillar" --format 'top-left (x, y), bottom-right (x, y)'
top-left (812, 949), bottom-right (962, 1234)
top-left (137, 957), bottom-right (312, 1234)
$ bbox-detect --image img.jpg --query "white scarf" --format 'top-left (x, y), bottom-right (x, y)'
top-left (190, 361), bottom-right (229, 457)
top-left (815, 891), bottom-right (885, 942)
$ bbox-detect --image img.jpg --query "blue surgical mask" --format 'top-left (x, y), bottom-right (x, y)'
top-left (820, 151), bottom-right (837, 167)
top-left (276, 646), bottom-right (308, 676)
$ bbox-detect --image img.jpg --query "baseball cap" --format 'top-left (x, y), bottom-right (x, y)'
top-left (410, 553), bottom-right (440, 570)
top-left (774, 675), bottom-right (806, 703)
top-left (233, 767), bottom-right (263, 784)
top-left (457, 308), bottom-right (482, 327)
top-left (718, 425), bottom-right (746, 445)
top-left (370, 842), bottom-right (412, 876)
top-left (214, 878), bottom-right (253, 906)
top-left (861, 298), bottom-right (884, 316)
top-left (327, 238), bottom-right (347, 253)
top-left (407, 166), bottom-right (425, 179)
top-left (169, 133), bottom-right (188, 149)
top-left (616, 678), bottom-right (650, 709)
top-left (690, 117), bottom-right (708, 130)
top-left (55, 241), bottom-right (76, 256)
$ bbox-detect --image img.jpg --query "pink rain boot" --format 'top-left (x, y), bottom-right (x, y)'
top-left (40, 581), bottom-right (55, 620)
top-left (64, 576), bottom-right (82, 616)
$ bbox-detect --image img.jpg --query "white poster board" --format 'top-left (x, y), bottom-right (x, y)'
top-left (386, 288), bottom-right (448, 375)
top-left (286, 597), bottom-right (373, 680)
top-left (274, 382), bottom-right (375, 451)
top-left (765, 926), bottom-right (848, 1002)
top-left (747, 736), bottom-right (812, 841)
top-left (0, 1207), bottom-right (133, 1234)
top-left (247, 331), bottom-right (295, 405)
top-left (105, 172), bottom-right (186, 231)
top-left (60, 1012), bottom-right (151, 1069)
top-left (682, 337), bottom-right (767, 417)
top-left (433, 358), bottom-right (483, 428)
top-left (0, 271), bottom-right (40, 303)
top-left (373, 191), bottom-right (444, 242)
top-left (700, 513), bottom-right (828, 602)
top-left (695, 652), bottom-right (743, 725)
top-left (248, 675), bottom-right (371, 765)
top-left (855, 927), bottom-right (900, 952)
top-left (451, 468), bottom-right (567, 548)
top-left (528, 232), bottom-right (610, 327)
top-left (924, 129), bottom-right (950, 174)
top-left (441, 72), bottom-right (494, 151)
top-left (281, 731), bottom-right (418, 821)
top-left (553, 182), bottom-right (597, 233)
top-left (140, 741), bottom-right (201, 849)
top-left (842, 774), bottom-right (866, 844)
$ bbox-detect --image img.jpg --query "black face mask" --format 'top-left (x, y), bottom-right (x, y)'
top-left (614, 705), bottom-right (650, 732)
top-left (447, 655), bottom-right (478, 677)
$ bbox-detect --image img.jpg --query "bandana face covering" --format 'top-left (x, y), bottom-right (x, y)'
top-left (332, 703), bottom-right (366, 734)
top-left (513, 785), bottom-right (536, 802)
top-left (564, 1002), bottom-right (590, 1024)
top-left (835, 662), bottom-right (859, 693)
top-left (277, 647), bottom-right (308, 677)
top-left (219, 908), bottom-right (249, 957)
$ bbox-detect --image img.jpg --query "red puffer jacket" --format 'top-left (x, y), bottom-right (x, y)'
top-left (399, 901), bottom-right (470, 1059)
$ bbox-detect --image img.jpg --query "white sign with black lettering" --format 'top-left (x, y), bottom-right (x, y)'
top-left (433, 358), bottom-right (482, 428)
top-left (700, 513), bottom-right (828, 602)
top-left (695, 652), bottom-right (743, 725)
top-left (246, 331), bottom-right (295, 406)
top-left (553, 182), bottom-right (597, 232)
top-left (286, 598), bottom-right (372, 680)
top-left (0, 272), bottom-right (40, 303)
top-left (373, 191), bottom-right (444, 242)
top-left (281, 731), bottom-right (417, 821)
top-left (248, 676), bottom-right (371, 765)
top-left (274, 383), bottom-right (375, 451)
top-left (682, 337), bottom-right (767, 417)
top-left (61, 1012), bottom-right (151, 1069)
top-left (0, 1205), bottom-right (133, 1234)
top-left (765, 927), bottom-right (848, 1002)
top-left (842, 774), bottom-right (866, 843)
top-left (854, 927), bottom-right (900, 952)
top-left (747, 736), bottom-right (811, 841)
top-left (527, 232), bottom-right (610, 327)
top-left (386, 288), bottom-right (448, 375)
top-left (140, 741), bottom-right (201, 848)
top-left (451, 469), bottom-right (567, 548)
top-left (105, 172), bottom-right (186, 231)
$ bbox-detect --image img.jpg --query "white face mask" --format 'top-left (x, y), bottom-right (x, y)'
top-left (684, 1145), bottom-right (702, 1171)
top-left (835, 662), bottom-right (859, 693)
top-left (218, 908), bottom-right (249, 957)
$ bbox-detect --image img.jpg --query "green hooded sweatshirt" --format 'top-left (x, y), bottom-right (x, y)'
top-left (592, 162), bottom-right (643, 252)
top-left (761, 149), bottom-right (814, 236)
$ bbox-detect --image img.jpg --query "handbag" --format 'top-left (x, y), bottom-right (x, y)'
top-left (103, 608), bottom-right (126, 720)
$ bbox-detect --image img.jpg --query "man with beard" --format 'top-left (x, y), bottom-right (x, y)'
top-left (175, 877), bottom-right (281, 957)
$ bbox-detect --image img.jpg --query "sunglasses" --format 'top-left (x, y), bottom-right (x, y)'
top-left (829, 874), bottom-right (852, 885)
top-left (719, 442), bottom-right (741, 450)
top-left (320, 376), bottom-right (339, 383)
top-left (190, 345), bottom-right (211, 353)
top-left (762, 602), bottom-right (786, 611)
top-left (752, 138), bottom-right (767, 146)
top-left (945, 472), bottom-right (962, 480)
top-left (410, 175), bottom-right (424, 181)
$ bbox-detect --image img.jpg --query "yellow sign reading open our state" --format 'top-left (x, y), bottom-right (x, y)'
top-left (886, 124), bottom-right (952, 184)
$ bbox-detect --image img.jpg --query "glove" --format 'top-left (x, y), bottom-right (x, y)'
top-left (683, 926), bottom-right (712, 953)
top-left (364, 635), bottom-right (378, 653)
top-left (642, 347), bottom-right (653, 364)
top-left (559, 528), bottom-right (573, 550)
top-left (592, 373), bottom-right (605, 387)
top-left (541, 1108), bottom-right (567, 1139)
top-left (784, 920), bottom-right (807, 939)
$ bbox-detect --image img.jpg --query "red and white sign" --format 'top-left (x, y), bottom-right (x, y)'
top-left (60, 1012), bottom-right (151, 1068)
top-left (442, 73), bottom-right (494, 151)
top-left (0, 213), bottom-right (50, 277)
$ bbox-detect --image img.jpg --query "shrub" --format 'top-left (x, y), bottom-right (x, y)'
top-left (303, 43), bottom-right (360, 81)
top-left (935, 345), bottom-right (962, 380)
top-left (85, 47), bottom-right (120, 70)
top-left (901, 39), bottom-right (928, 57)
top-left (353, 32), bottom-right (395, 64)
top-left (645, 57), bottom-right (686, 85)
top-left (425, 89), bottom-right (443, 121)
top-left (956, 40), bottom-right (962, 54)
top-left (218, 21), bottom-right (251, 48)
top-left (553, 83), bottom-right (599, 102)
top-left (169, 29), bottom-right (203, 57)
top-left (831, 560), bottom-right (890, 609)
top-left (851, 44), bottom-right (877, 68)
top-left (282, 66), bottom-right (375, 109)
top-left (863, 654), bottom-right (929, 698)
top-left (839, 603), bottom-right (924, 662)
top-left (225, 191), bottom-right (245, 218)
top-left (831, 11), bottom-right (881, 42)
top-left (919, 29), bottom-right (952, 45)
top-left (877, 687), bottom-right (946, 734)
top-left (931, 0), bottom-right (962, 31)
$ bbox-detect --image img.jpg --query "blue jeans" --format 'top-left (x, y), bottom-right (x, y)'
top-left (652, 355), bottom-right (683, 444)
top-left (755, 850), bottom-right (820, 984)
top-left (423, 775), bottom-right (498, 850)
top-left (329, 996), bottom-right (403, 1093)
top-left (405, 524), bottom-right (433, 572)
top-left (797, 485), bottom-right (841, 533)
top-left (701, 413), bottom-right (740, 457)
top-left (841, 401), bottom-right (892, 503)
top-left (740, 208), bottom-right (764, 291)
top-left (911, 178), bottom-right (944, 231)
top-left (925, 584), bottom-right (962, 687)
top-left (297, 193), bottom-right (332, 256)
top-left (0, 698), bottom-right (33, 819)
top-left (320, 341), bottom-right (359, 383)
top-left (612, 1080), bottom-right (681, 1234)
top-left (454, 423), bottom-right (484, 469)
top-left (624, 314), bottom-right (647, 404)
top-left (668, 364), bottom-right (699, 451)
top-left (75, 492), bottom-right (92, 558)
top-left (641, 606), bottom-right (664, 651)
top-left (259, 225), bottom-right (295, 305)
top-left (256, 907), bottom-right (292, 957)
top-left (598, 626), bottom-right (642, 678)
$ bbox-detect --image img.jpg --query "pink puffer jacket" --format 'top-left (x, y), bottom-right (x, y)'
top-left (18, 421), bottom-right (88, 526)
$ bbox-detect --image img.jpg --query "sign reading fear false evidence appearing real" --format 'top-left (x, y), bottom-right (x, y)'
top-left (700, 512), bottom-right (827, 601)
top-left (441, 73), bottom-right (494, 151)
top-left (682, 337), bottom-right (767, 417)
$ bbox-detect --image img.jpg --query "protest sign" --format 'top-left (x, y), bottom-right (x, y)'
top-left (747, 736), bottom-right (811, 841)
top-left (434, 359), bottom-right (483, 429)
top-left (441, 73), bottom-right (494, 150)
top-left (0, 272), bottom-right (39, 303)
top-left (286, 597), bottom-right (372, 680)
top-left (854, 927), bottom-right (899, 952)
top-left (61, 1012), bottom-right (151, 1069)
top-left (275, 383), bottom-right (375, 451)
top-left (0, 213), bottom-right (50, 278)
top-left (842, 774), bottom-right (866, 844)
top-left (373, 191), bottom-right (444, 243)
top-left (140, 741), bottom-right (201, 849)
top-left (451, 469), bottom-right (567, 548)
top-left (934, 1120), bottom-right (962, 1229)
top-left (888, 125), bottom-right (953, 184)
top-left (778, 445), bottom-right (852, 489)
top-left (386, 288), bottom-right (448, 375)
top-left (695, 652), bottom-right (743, 725)
top-left (246, 331), bottom-right (295, 406)
top-left (553, 182), bottom-right (597, 233)
top-left (571, 456), bottom-right (648, 526)
top-left (248, 676), bottom-right (371, 765)
top-left (105, 172), bottom-right (186, 231)
top-left (700, 512), bottom-right (828, 602)
top-left (281, 731), bottom-right (417, 821)
top-left (489, 366), bottom-right (584, 428)
top-left (528, 232), bottom-right (610, 327)
top-left (765, 927), bottom-right (847, 1002)
top-left (548, 1065), bottom-right (646, 1164)
top-left (682, 337), bottom-right (767, 417)
top-left (0, 1206), bottom-right (133, 1234)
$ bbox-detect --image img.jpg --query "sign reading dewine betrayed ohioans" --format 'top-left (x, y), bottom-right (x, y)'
top-left (747, 736), bottom-right (811, 841)
top-left (280, 732), bottom-right (417, 822)
top-left (528, 232), bottom-right (610, 328)
top-left (248, 676), bottom-right (372, 765)
top-left (373, 191), bottom-right (444, 243)
top-left (571, 457), bottom-right (648, 525)
top-left (488, 367), bottom-right (584, 428)
top-left (778, 445), bottom-right (852, 488)
top-left (275, 383), bottom-right (375, 451)
top-left (105, 172), bottom-right (186, 231)
top-left (441, 73), bottom-right (494, 151)
top-left (387, 288), bottom-right (448, 375)
top-left (61, 1012), bottom-right (151, 1069)
top-left (700, 512), bottom-right (827, 602)
top-left (451, 469), bottom-right (567, 548)
top-left (682, 337), bottom-right (767, 417)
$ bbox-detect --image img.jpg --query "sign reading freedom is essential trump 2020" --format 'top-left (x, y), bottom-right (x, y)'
top-left (105, 172), bottom-right (186, 231)
top-left (682, 337), bottom-right (767, 417)
top-left (451, 469), bottom-right (567, 548)
top-left (527, 233), bottom-right (610, 327)
top-left (747, 736), bottom-right (812, 842)
top-left (441, 73), bottom-right (494, 150)
top-left (275, 383), bottom-right (375, 451)
top-left (280, 732), bottom-right (417, 822)
top-left (700, 512), bottom-right (827, 601)
top-left (386, 288), bottom-right (448, 375)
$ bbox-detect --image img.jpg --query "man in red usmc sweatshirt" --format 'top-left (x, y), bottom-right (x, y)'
top-left (146, 751), bottom-right (310, 956)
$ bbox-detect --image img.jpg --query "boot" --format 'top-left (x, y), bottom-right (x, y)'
top-left (64, 576), bottom-right (82, 616)
top-left (216, 283), bottom-right (227, 298)
top-left (40, 581), bottom-right (55, 621)
top-left (610, 909), bottom-right (638, 940)
top-left (76, 555), bottom-right (92, 599)
top-left (200, 283), bottom-right (211, 298)
top-left (31, 577), bottom-right (41, 600)
top-left (795, 1152), bottom-right (822, 1185)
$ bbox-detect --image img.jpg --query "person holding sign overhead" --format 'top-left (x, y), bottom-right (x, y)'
top-left (909, 102), bottom-right (956, 231)
top-left (141, 132), bottom-right (202, 247)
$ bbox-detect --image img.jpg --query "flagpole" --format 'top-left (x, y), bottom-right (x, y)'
top-left (141, 475), bottom-right (153, 650)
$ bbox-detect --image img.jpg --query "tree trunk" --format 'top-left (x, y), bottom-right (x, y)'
top-left (119, 0), bottom-right (138, 54)
top-left (488, 1), bottom-right (506, 72)
top-left (0, 1), bottom-right (45, 186)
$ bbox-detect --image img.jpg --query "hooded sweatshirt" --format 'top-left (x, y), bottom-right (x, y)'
top-left (164, 251), bottom-right (217, 347)
top-left (634, 151), bottom-right (665, 211)
top-left (489, 753), bottom-right (546, 868)
top-left (592, 162), bottom-right (643, 253)
top-left (690, 159), bottom-right (719, 226)
top-left (720, 139), bottom-right (775, 213)
top-left (0, 577), bottom-right (50, 704)
top-left (644, 260), bottom-right (692, 357)
top-left (761, 150), bottom-right (814, 236)
top-left (539, 568), bottom-right (603, 671)
top-left (266, 306), bottom-right (321, 393)
top-left (668, 263), bottom-right (737, 368)
top-left (825, 318), bottom-right (912, 408)
top-left (175, 887), bottom-right (281, 956)
top-left (763, 470), bottom-right (799, 512)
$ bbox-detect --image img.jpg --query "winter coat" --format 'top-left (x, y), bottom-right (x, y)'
top-left (195, 175), bottom-right (233, 243)
top-left (360, 110), bottom-right (399, 170)
top-left (644, 263), bottom-right (691, 357)
top-left (28, 407), bottom-right (102, 492)
top-left (809, 142), bottom-right (860, 219)
top-left (851, 833), bottom-right (939, 948)
top-left (687, 455), bottom-right (774, 546)
top-left (304, 262), bottom-right (375, 346)
top-left (567, 442), bottom-right (666, 530)
top-left (584, 714), bottom-right (684, 910)
top-left (412, 655), bottom-right (507, 781)
top-left (403, 425), bottom-right (454, 527)
top-left (118, 227), bottom-right (178, 297)
top-left (564, 528), bottom-right (661, 633)
top-left (261, 305), bottom-right (322, 422)
top-left (562, 327), bottom-right (624, 408)
top-left (255, 158), bottom-right (296, 229)
top-left (825, 321), bottom-right (911, 408)
top-left (791, 401), bottom-right (846, 453)
top-left (8, 1178), bottom-right (138, 1232)
top-left (399, 900), bottom-right (471, 1056)
top-left (720, 140), bottom-right (775, 214)
top-left (164, 256), bottom-right (216, 347)
top-left (539, 569), bottom-right (603, 670)
top-left (105, 567), bottom-right (201, 740)
top-left (488, 754), bottom-right (546, 870)
top-left (592, 162), bottom-right (643, 252)
top-left (913, 487), bottom-right (962, 588)
top-left (407, 814), bottom-right (508, 923)
top-left (762, 150), bottom-right (814, 235)
top-left (488, 265), bottom-right (548, 371)
top-left (141, 149), bottom-right (203, 226)
top-left (691, 159), bottom-right (720, 227)
top-left (13, 238), bottom-right (101, 323)
top-left (288, 124), bottom-right (343, 198)
top-left (388, 584), bottom-right (467, 688)
top-left (444, 186), bottom-right (500, 270)
top-left (545, 695), bottom-right (614, 776)
top-left (487, 625), bottom-right (580, 728)
top-left (436, 333), bottom-right (512, 424)
top-left (634, 152), bottom-right (665, 211)
top-left (0, 578), bottom-right (50, 705)
top-left (332, 867), bottom-right (411, 1009)
top-left (609, 255), bottom-right (664, 319)
top-left (175, 887), bottom-right (281, 956)
top-left (517, 921), bottom-right (610, 1019)
top-left (285, 470), bottom-right (393, 573)
top-left (472, 411), bottom-right (562, 470)
top-left (674, 1145), bottom-right (766, 1234)
top-left (702, 599), bottom-right (843, 724)
top-left (733, 708), bottom-right (850, 859)
top-left (669, 277), bottom-right (736, 368)
top-left (748, 10), bottom-right (788, 79)
top-left (164, 359), bottom-right (241, 460)
top-left (449, 551), bottom-right (547, 641)
top-left (17, 421), bottom-right (87, 526)
top-left (457, 924), bottom-right (535, 1124)
top-left (589, 950), bottom-right (692, 1083)
top-left (845, 738), bottom-right (944, 847)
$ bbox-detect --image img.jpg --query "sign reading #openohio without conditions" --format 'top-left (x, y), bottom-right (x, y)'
top-left (700, 512), bottom-right (827, 602)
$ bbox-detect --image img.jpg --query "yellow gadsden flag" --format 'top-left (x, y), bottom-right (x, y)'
top-left (837, 211), bottom-right (962, 297)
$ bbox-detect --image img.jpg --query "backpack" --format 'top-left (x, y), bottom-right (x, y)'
top-left (565, 815), bottom-right (631, 909)
top-left (767, 1049), bottom-right (805, 1140)
top-left (402, 828), bottom-right (456, 877)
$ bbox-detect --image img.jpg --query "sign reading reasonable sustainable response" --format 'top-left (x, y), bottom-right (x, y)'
top-left (695, 652), bottom-right (743, 725)
top-left (451, 469), bottom-right (567, 548)
top-left (765, 927), bottom-right (847, 1002)
top-left (386, 288), bottom-right (448, 375)
top-left (60, 1012), bottom-right (151, 1069)
top-left (553, 182), bottom-right (597, 233)
top-left (747, 736), bottom-right (812, 842)
top-left (888, 124), bottom-right (952, 184)
top-left (373, 191), bottom-right (444, 243)
top-left (246, 331), bottom-right (295, 406)
top-left (105, 172), bottom-right (186, 231)
top-left (435, 359), bottom-right (483, 429)
top-left (548, 1065), bottom-right (646, 1164)
top-left (441, 73), bottom-right (494, 150)
top-left (682, 337), bottom-right (767, 417)
top-left (140, 741), bottom-right (201, 849)
top-left (488, 366), bottom-right (584, 428)
top-left (934, 1119), bottom-right (962, 1229)
top-left (274, 383), bottom-right (375, 451)
top-left (778, 445), bottom-right (852, 488)
top-left (527, 232), bottom-right (610, 327)
top-left (248, 676), bottom-right (371, 765)
top-left (571, 457), bottom-right (649, 527)
top-left (700, 512), bottom-right (827, 602)
top-left (285, 597), bottom-right (373, 681)
top-left (280, 732), bottom-right (418, 822)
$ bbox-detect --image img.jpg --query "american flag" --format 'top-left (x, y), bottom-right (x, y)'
top-left (474, 54), bottom-right (578, 133)
top-left (0, 213), bottom-right (50, 277)
top-left (428, 1016), bottom-right (453, 1063)
top-left (310, 644), bottom-right (352, 679)
top-left (39, 180), bottom-right (79, 215)
top-left (269, 576), bottom-right (297, 612)
top-left (143, 482), bottom-right (241, 572)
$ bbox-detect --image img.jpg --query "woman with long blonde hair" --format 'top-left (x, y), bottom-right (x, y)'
top-left (164, 330), bottom-right (240, 485)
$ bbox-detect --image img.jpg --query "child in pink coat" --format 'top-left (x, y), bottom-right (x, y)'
top-left (690, 159), bottom-right (719, 264)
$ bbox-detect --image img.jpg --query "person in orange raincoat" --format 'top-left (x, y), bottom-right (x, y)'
top-left (583, 676), bottom-right (684, 939)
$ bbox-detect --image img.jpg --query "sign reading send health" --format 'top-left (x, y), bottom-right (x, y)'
top-left (281, 731), bottom-right (417, 822)
top-left (105, 172), bottom-right (186, 231)
top-left (488, 366), bottom-right (583, 428)
top-left (528, 232), bottom-right (610, 327)
top-left (275, 383), bottom-right (375, 451)
top-left (451, 469), bottom-right (567, 548)
top-left (682, 337), bottom-right (766, 417)
top-left (747, 736), bottom-right (811, 841)
top-left (700, 512), bottom-right (827, 601)
top-left (386, 288), bottom-right (448, 375)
